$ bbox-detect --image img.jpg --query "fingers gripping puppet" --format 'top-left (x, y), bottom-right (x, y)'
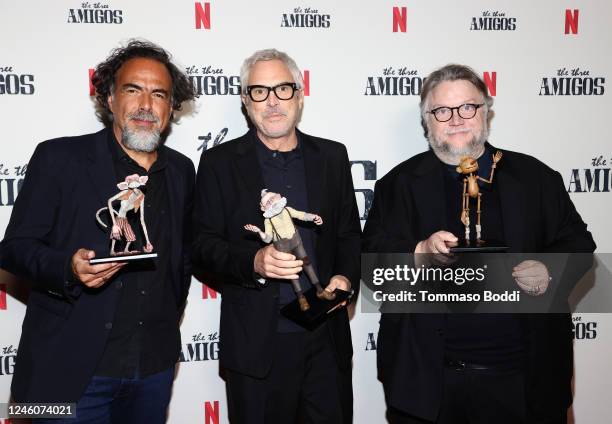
top-left (244, 189), bottom-right (335, 312)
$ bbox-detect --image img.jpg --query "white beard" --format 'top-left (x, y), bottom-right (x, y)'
top-left (428, 126), bottom-right (488, 165)
top-left (122, 126), bottom-right (162, 153)
top-left (263, 197), bottom-right (288, 218)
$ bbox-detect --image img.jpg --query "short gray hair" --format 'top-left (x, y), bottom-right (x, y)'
top-left (420, 64), bottom-right (494, 138)
top-left (240, 48), bottom-right (304, 94)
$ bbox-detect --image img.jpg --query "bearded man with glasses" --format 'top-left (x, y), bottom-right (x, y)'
top-left (363, 64), bottom-right (595, 423)
top-left (192, 49), bottom-right (361, 424)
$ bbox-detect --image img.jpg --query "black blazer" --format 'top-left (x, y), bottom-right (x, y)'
top-left (192, 129), bottom-right (361, 378)
top-left (363, 146), bottom-right (596, 422)
top-left (0, 128), bottom-right (195, 402)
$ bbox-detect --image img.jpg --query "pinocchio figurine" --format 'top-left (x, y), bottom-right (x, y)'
top-left (455, 151), bottom-right (503, 245)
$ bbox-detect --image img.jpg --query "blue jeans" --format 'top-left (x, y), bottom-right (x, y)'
top-left (34, 367), bottom-right (174, 423)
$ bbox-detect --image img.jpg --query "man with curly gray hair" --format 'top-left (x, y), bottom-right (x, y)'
top-left (1, 39), bottom-right (196, 423)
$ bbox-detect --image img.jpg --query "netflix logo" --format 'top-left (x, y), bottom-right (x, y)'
top-left (392, 6), bottom-right (407, 33)
top-left (195, 2), bottom-right (211, 30)
top-left (302, 70), bottom-right (310, 96)
top-left (204, 401), bottom-right (220, 424)
top-left (483, 71), bottom-right (497, 97)
top-left (202, 284), bottom-right (218, 300)
top-left (565, 9), bottom-right (579, 35)
top-left (0, 284), bottom-right (6, 310)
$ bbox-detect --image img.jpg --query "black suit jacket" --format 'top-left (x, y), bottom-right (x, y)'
top-left (192, 129), bottom-right (361, 378)
top-left (362, 146), bottom-right (596, 422)
top-left (0, 128), bottom-right (195, 402)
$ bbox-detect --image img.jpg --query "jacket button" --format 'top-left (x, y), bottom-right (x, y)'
top-left (436, 329), bottom-right (444, 336)
top-left (116, 280), bottom-right (123, 289)
top-left (105, 322), bottom-right (113, 330)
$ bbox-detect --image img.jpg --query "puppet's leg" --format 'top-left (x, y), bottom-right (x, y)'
top-left (461, 181), bottom-right (471, 244)
top-left (290, 278), bottom-right (310, 312)
top-left (140, 205), bottom-right (153, 253)
top-left (294, 240), bottom-right (336, 300)
top-left (274, 236), bottom-right (311, 310)
top-left (476, 193), bottom-right (483, 244)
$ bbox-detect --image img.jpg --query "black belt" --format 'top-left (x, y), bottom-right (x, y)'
top-left (444, 359), bottom-right (521, 373)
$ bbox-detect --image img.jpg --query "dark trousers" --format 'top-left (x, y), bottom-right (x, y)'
top-left (274, 231), bottom-right (320, 288)
top-left (225, 323), bottom-right (351, 424)
top-left (388, 367), bottom-right (547, 424)
top-left (33, 367), bottom-right (174, 424)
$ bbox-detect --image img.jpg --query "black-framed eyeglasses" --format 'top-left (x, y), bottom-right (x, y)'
top-left (427, 103), bottom-right (484, 122)
top-left (246, 83), bottom-right (299, 102)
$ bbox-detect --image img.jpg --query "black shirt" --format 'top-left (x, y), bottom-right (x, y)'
top-left (442, 147), bottom-right (525, 366)
top-left (254, 131), bottom-right (318, 333)
top-left (95, 132), bottom-right (179, 378)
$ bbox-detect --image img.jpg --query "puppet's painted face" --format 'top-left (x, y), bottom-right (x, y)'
top-left (117, 174), bottom-right (148, 190)
top-left (242, 59), bottom-right (303, 143)
top-left (456, 157), bottom-right (479, 175)
top-left (260, 192), bottom-right (282, 212)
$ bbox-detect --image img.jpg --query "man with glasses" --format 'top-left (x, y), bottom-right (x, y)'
top-left (192, 48), bottom-right (361, 423)
top-left (363, 64), bottom-right (595, 423)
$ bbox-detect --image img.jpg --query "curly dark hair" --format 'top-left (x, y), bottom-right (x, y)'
top-left (92, 39), bottom-right (196, 119)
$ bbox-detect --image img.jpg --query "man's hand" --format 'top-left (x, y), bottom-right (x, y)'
top-left (71, 248), bottom-right (126, 288)
top-left (414, 231), bottom-right (458, 267)
top-left (415, 231), bottom-right (458, 254)
top-left (513, 260), bottom-right (550, 296)
top-left (312, 214), bottom-right (323, 226)
top-left (254, 245), bottom-right (303, 280)
top-left (326, 274), bottom-right (352, 312)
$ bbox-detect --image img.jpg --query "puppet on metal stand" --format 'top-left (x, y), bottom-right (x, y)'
top-left (95, 173), bottom-right (154, 256)
top-left (455, 151), bottom-right (503, 246)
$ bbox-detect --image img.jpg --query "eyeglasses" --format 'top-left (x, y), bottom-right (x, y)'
top-left (427, 103), bottom-right (484, 122)
top-left (246, 83), bottom-right (299, 102)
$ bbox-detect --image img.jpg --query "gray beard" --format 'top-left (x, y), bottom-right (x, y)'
top-left (121, 127), bottom-right (161, 153)
top-left (428, 128), bottom-right (488, 165)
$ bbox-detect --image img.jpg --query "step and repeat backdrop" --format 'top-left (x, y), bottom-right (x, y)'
top-left (1, 1), bottom-right (610, 423)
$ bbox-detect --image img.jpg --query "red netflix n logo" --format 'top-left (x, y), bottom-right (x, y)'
top-left (89, 69), bottom-right (95, 96)
top-left (195, 2), bottom-right (211, 30)
top-left (0, 284), bottom-right (7, 310)
top-left (202, 284), bottom-right (218, 300)
top-left (483, 71), bottom-right (497, 97)
top-left (204, 401), bottom-right (219, 424)
top-left (393, 7), bottom-right (407, 33)
top-left (302, 70), bottom-right (310, 96)
top-left (565, 9), bottom-right (579, 34)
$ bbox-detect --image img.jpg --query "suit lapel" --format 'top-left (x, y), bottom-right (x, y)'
top-left (164, 153), bottom-right (183, 278)
top-left (496, 152), bottom-right (528, 252)
top-left (234, 133), bottom-right (266, 226)
top-left (410, 152), bottom-right (447, 239)
top-left (86, 129), bottom-right (120, 205)
top-left (299, 131), bottom-right (323, 215)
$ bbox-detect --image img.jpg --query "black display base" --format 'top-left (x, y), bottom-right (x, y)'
top-left (447, 240), bottom-right (509, 253)
top-left (280, 287), bottom-right (351, 330)
top-left (89, 252), bottom-right (158, 264)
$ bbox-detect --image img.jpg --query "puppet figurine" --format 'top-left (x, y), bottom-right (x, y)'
top-left (455, 151), bottom-right (503, 245)
top-left (245, 189), bottom-right (336, 312)
top-left (95, 174), bottom-right (153, 256)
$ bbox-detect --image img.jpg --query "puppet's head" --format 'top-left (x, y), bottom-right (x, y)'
top-left (456, 157), bottom-right (478, 175)
top-left (117, 174), bottom-right (148, 191)
top-left (260, 189), bottom-right (287, 218)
